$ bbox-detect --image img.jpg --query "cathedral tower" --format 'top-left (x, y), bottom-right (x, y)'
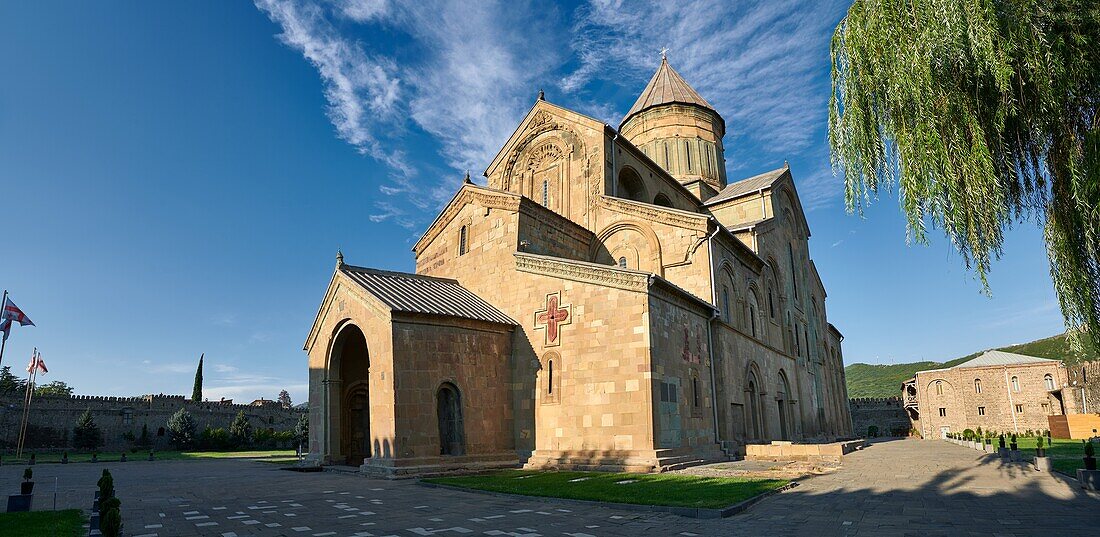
top-left (619, 56), bottom-right (727, 193)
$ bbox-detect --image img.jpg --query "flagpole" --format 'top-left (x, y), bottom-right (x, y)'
top-left (0, 290), bottom-right (8, 368)
top-left (16, 348), bottom-right (37, 459)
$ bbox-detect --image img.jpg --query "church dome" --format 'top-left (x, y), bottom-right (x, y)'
top-left (619, 57), bottom-right (728, 193)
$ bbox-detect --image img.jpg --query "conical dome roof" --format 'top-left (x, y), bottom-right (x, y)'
top-left (620, 57), bottom-right (720, 129)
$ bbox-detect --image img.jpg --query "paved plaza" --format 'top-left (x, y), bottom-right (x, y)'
top-left (2, 439), bottom-right (1098, 536)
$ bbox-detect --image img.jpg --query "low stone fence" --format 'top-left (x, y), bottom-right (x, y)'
top-left (744, 439), bottom-right (866, 463)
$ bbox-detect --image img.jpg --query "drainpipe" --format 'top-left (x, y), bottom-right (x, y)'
top-left (705, 222), bottom-right (722, 447)
top-left (1003, 367), bottom-right (1019, 435)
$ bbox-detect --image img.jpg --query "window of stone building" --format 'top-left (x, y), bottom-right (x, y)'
top-left (768, 287), bottom-right (776, 318)
top-left (684, 141), bottom-right (692, 172)
top-left (705, 144), bottom-right (713, 176)
top-left (542, 352), bottom-right (561, 404)
top-left (1041, 402), bottom-right (1049, 414)
top-left (1011, 376), bottom-right (1020, 392)
top-left (660, 381), bottom-right (678, 403)
top-left (663, 142), bottom-right (671, 169)
top-left (939, 407), bottom-right (946, 417)
top-left (978, 406), bottom-right (985, 416)
top-left (542, 179), bottom-right (549, 206)
top-left (1015, 404), bottom-right (1023, 413)
top-left (653, 193), bottom-right (672, 207)
top-left (788, 243), bottom-right (799, 300)
top-left (722, 286), bottom-right (731, 323)
top-left (548, 359), bottom-right (553, 394)
top-left (1044, 374), bottom-right (1055, 391)
top-left (618, 256), bottom-right (627, 269)
top-left (459, 225), bottom-right (468, 256)
top-left (692, 377), bottom-right (700, 407)
top-left (935, 381), bottom-right (943, 395)
top-left (974, 379), bottom-right (982, 393)
top-left (749, 306), bottom-right (757, 338)
top-left (122, 408), bottom-right (133, 425)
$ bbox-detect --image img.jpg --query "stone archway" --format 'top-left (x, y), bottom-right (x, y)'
top-left (437, 382), bottom-right (465, 456)
top-left (746, 372), bottom-right (763, 441)
top-left (777, 370), bottom-right (793, 440)
top-left (328, 323), bottom-right (370, 466)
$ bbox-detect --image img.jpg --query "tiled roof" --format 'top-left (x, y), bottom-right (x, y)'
top-left (340, 265), bottom-right (516, 326)
top-left (953, 350), bottom-right (1058, 369)
top-left (621, 58), bottom-right (718, 128)
top-left (704, 166), bottom-right (788, 206)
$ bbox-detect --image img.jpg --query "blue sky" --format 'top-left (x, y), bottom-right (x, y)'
top-left (0, 1), bottom-right (1064, 403)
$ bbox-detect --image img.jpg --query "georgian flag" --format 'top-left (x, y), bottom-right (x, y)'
top-left (1, 296), bottom-right (34, 327)
top-left (0, 319), bottom-right (10, 342)
top-left (27, 352), bottom-right (47, 374)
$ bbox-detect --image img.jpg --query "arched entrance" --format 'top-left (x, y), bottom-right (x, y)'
top-left (746, 372), bottom-right (762, 441)
top-left (437, 383), bottom-right (465, 456)
top-left (777, 371), bottom-right (792, 440)
top-left (330, 323), bottom-right (370, 466)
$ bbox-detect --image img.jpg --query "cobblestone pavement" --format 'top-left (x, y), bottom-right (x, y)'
top-left (1, 439), bottom-right (1097, 536)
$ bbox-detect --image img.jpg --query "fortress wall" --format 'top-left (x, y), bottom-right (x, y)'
top-left (849, 397), bottom-right (910, 437)
top-left (0, 393), bottom-right (305, 451)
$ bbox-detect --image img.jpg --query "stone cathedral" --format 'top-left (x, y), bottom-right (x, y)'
top-left (305, 57), bottom-right (854, 476)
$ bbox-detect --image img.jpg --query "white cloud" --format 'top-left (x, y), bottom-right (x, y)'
top-left (213, 363), bottom-right (239, 373)
top-left (795, 167), bottom-right (844, 212)
top-left (337, 0), bottom-right (388, 22)
top-left (565, 0), bottom-right (847, 165)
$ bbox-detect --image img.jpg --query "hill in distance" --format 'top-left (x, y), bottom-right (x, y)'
top-left (845, 332), bottom-right (1097, 399)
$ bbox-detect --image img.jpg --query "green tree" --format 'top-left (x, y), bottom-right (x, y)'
top-left (73, 409), bottom-right (103, 451)
top-left (166, 408), bottom-right (197, 449)
top-left (191, 353), bottom-right (203, 402)
top-left (278, 389), bottom-right (292, 407)
top-left (830, 0), bottom-right (1100, 348)
top-left (229, 410), bottom-right (253, 448)
top-left (0, 366), bottom-right (26, 395)
top-left (35, 380), bottom-right (74, 397)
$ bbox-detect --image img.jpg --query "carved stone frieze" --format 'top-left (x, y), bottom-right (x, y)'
top-left (514, 253), bottom-right (649, 293)
top-left (597, 195), bottom-right (709, 232)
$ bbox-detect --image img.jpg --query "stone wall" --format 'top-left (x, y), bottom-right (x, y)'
top-left (849, 397), bottom-right (910, 437)
top-left (0, 393), bottom-right (305, 451)
top-left (1067, 361), bottom-right (1100, 414)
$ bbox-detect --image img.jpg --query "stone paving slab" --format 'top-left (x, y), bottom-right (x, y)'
top-left (1, 439), bottom-right (1097, 536)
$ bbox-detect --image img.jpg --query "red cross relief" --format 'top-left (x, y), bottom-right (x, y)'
top-left (533, 292), bottom-right (571, 347)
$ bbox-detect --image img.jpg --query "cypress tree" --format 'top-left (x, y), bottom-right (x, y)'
top-left (192, 353), bottom-right (203, 402)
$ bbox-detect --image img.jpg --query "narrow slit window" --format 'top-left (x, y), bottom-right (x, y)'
top-left (618, 257), bottom-right (627, 269)
top-left (548, 360), bottom-right (553, 394)
top-left (458, 225), bottom-right (468, 256)
top-left (542, 180), bottom-right (549, 206)
top-left (685, 141), bottom-right (692, 172)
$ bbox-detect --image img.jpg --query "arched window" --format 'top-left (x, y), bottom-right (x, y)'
top-left (749, 306), bottom-right (757, 337)
top-left (768, 287), bottom-right (776, 318)
top-left (1044, 374), bottom-right (1054, 391)
top-left (653, 193), bottom-right (672, 207)
top-left (692, 376), bottom-right (700, 407)
top-left (542, 179), bottom-right (549, 206)
top-left (974, 378), bottom-right (982, 394)
top-left (663, 142), bottom-right (671, 169)
top-left (935, 381), bottom-right (943, 395)
top-left (788, 243), bottom-right (799, 299)
top-left (437, 383), bottom-right (465, 456)
top-left (1011, 376), bottom-right (1020, 392)
top-left (684, 141), bottom-right (692, 172)
top-left (722, 286), bottom-right (731, 323)
top-left (618, 257), bottom-right (627, 269)
top-left (617, 168), bottom-right (647, 202)
top-left (705, 144), bottom-right (713, 176)
top-left (458, 225), bottom-right (468, 256)
top-left (548, 359), bottom-right (554, 394)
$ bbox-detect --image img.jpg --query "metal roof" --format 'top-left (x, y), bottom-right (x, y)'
top-left (953, 350), bottom-right (1058, 369)
top-left (705, 166), bottom-right (788, 206)
top-left (340, 265), bottom-right (516, 326)
top-left (621, 57), bottom-right (719, 128)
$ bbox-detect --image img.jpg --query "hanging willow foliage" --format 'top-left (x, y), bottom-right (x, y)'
top-left (830, 0), bottom-right (1100, 349)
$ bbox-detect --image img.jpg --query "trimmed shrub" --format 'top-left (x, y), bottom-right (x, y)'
top-left (166, 408), bottom-right (197, 449)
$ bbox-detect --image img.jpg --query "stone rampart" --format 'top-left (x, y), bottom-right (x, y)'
top-left (0, 393), bottom-right (305, 451)
top-left (849, 397), bottom-right (911, 437)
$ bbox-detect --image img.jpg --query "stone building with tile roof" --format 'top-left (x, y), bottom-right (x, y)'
top-left (305, 57), bottom-right (852, 476)
top-left (902, 351), bottom-right (1078, 438)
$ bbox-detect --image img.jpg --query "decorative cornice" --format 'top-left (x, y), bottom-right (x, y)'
top-left (514, 253), bottom-right (649, 293)
top-left (596, 195), bottom-right (709, 232)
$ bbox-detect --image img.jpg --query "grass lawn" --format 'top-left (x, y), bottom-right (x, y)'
top-left (1010, 437), bottom-right (1093, 474)
top-left (0, 449), bottom-right (296, 465)
top-left (0, 509), bottom-right (85, 537)
top-left (423, 470), bottom-right (788, 509)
